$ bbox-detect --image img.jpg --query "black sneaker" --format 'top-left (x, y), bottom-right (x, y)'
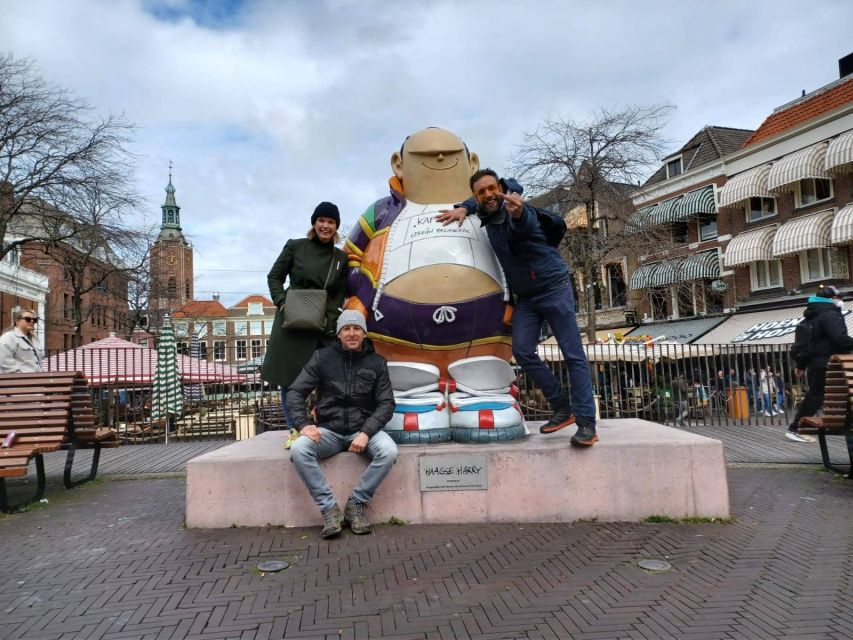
top-left (540, 403), bottom-right (575, 434)
top-left (570, 424), bottom-right (599, 447)
top-left (321, 503), bottom-right (343, 538)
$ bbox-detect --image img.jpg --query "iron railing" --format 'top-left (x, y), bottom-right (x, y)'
top-left (39, 342), bottom-right (806, 444)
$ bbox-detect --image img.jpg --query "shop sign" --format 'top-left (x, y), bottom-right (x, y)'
top-left (732, 309), bottom-right (850, 342)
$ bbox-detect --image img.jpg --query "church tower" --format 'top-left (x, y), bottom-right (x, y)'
top-left (149, 165), bottom-right (194, 312)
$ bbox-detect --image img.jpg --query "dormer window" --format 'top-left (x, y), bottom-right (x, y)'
top-left (248, 302), bottom-right (263, 315)
top-left (666, 157), bottom-right (683, 179)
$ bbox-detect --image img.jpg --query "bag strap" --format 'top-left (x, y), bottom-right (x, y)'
top-left (322, 249), bottom-right (337, 289)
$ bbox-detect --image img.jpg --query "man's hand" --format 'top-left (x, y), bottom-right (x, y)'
top-left (795, 368), bottom-right (805, 379)
top-left (348, 432), bottom-right (369, 453)
top-left (436, 207), bottom-right (467, 227)
top-left (496, 192), bottom-right (524, 218)
top-left (299, 424), bottom-right (322, 443)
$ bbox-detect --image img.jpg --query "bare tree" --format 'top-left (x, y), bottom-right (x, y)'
top-left (512, 105), bottom-right (675, 339)
top-left (33, 180), bottom-right (151, 347)
top-left (0, 54), bottom-right (138, 260)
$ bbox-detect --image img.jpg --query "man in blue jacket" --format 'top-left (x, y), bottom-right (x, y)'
top-left (788, 284), bottom-right (853, 442)
top-left (438, 169), bottom-right (597, 446)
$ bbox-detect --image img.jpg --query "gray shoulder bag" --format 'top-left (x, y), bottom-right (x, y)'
top-left (281, 252), bottom-right (336, 331)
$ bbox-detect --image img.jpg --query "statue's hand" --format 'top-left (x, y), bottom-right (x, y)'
top-left (436, 207), bottom-right (467, 227)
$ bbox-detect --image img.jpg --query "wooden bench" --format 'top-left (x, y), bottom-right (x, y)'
top-left (797, 354), bottom-right (853, 478)
top-left (0, 372), bottom-right (120, 512)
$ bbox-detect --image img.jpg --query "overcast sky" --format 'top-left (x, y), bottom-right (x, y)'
top-left (2, 0), bottom-right (852, 306)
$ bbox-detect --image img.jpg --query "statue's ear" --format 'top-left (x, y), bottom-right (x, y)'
top-left (391, 151), bottom-right (404, 180)
top-left (469, 152), bottom-right (480, 175)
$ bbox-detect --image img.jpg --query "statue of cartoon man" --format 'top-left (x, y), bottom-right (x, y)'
top-left (344, 128), bottom-right (525, 444)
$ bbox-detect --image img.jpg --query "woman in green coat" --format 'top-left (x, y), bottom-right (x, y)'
top-left (261, 202), bottom-right (348, 425)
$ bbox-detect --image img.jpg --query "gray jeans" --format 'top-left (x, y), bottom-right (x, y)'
top-left (289, 428), bottom-right (398, 511)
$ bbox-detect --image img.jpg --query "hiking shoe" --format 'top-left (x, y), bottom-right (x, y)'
top-left (571, 424), bottom-right (599, 447)
top-left (540, 404), bottom-right (576, 434)
top-left (320, 503), bottom-right (343, 538)
top-left (344, 497), bottom-right (371, 535)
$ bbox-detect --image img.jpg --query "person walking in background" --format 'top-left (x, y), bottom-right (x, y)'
top-left (773, 368), bottom-right (786, 414)
top-left (672, 372), bottom-right (689, 427)
top-left (261, 202), bottom-right (348, 427)
top-left (787, 284), bottom-right (853, 442)
top-left (759, 366), bottom-right (779, 416)
top-left (0, 307), bottom-right (43, 373)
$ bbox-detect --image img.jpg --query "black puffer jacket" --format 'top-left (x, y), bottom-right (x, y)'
top-left (795, 300), bottom-right (853, 370)
top-left (286, 338), bottom-right (395, 437)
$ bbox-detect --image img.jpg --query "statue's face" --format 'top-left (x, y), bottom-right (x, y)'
top-left (391, 128), bottom-right (479, 203)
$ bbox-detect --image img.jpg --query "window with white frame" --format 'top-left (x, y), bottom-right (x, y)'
top-left (250, 320), bottom-right (263, 336)
top-left (212, 321), bottom-right (226, 336)
top-left (264, 321), bottom-right (273, 335)
top-left (665, 157), bottom-right (682, 178)
top-left (198, 342), bottom-right (208, 360)
top-left (176, 341), bottom-right (190, 356)
top-left (251, 339), bottom-right (263, 359)
top-left (248, 302), bottom-right (263, 315)
top-left (800, 247), bottom-right (849, 282)
top-left (795, 178), bottom-right (832, 208)
top-left (750, 260), bottom-right (782, 290)
top-left (236, 339), bottom-right (247, 360)
top-left (698, 216), bottom-right (718, 241)
top-left (747, 197), bottom-right (776, 222)
top-left (174, 322), bottom-right (188, 337)
top-left (194, 322), bottom-right (208, 338)
top-left (213, 341), bottom-right (226, 361)
top-left (233, 320), bottom-right (248, 336)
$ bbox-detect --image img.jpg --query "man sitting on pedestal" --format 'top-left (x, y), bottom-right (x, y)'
top-left (287, 310), bottom-right (397, 538)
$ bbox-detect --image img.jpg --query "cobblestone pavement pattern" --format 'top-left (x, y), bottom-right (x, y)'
top-left (1, 468), bottom-right (852, 640)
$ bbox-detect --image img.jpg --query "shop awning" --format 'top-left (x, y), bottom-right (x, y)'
top-left (676, 185), bottom-right (717, 220)
top-left (628, 262), bottom-right (659, 290)
top-left (695, 302), bottom-right (853, 345)
top-left (681, 250), bottom-right (721, 280)
top-left (825, 130), bottom-right (853, 175)
top-left (767, 142), bottom-right (830, 192)
top-left (624, 316), bottom-right (728, 344)
top-left (831, 203), bottom-right (853, 244)
top-left (723, 225), bottom-right (776, 267)
top-left (717, 164), bottom-right (773, 208)
top-left (649, 258), bottom-right (684, 287)
top-left (771, 210), bottom-right (833, 257)
top-left (650, 195), bottom-right (684, 225)
top-left (626, 205), bottom-right (656, 233)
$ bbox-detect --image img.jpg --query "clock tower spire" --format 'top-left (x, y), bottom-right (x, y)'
top-left (149, 163), bottom-right (194, 315)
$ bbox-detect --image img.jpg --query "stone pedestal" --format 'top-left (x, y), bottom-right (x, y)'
top-left (185, 419), bottom-right (729, 528)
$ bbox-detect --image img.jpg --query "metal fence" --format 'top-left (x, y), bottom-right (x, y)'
top-left (40, 341), bottom-right (805, 444)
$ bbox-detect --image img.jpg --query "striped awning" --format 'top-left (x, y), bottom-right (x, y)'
top-left (681, 250), bottom-right (721, 280)
top-left (771, 210), bottom-right (834, 257)
top-left (831, 203), bottom-right (853, 244)
top-left (676, 185), bottom-right (717, 220)
top-left (825, 130), bottom-right (853, 174)
top-left (767, 142), bottom-right (830, 192)
top-left (718, 164), bottom-right (773, 207)
top-left (723, 226), bottom-right (776, 267)
top-left (626, 205), bottom-right (656, 233)
top-left (628, 263), bottom-right (659, 290)
top-left (650, 196), bottom-right (684, 225)
top-left (650, 258), bottom-right (685, 287)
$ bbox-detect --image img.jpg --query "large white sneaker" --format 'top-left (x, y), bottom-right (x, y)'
top-left (447, 356), bottom-right (526, 443)
top-left (385, 362), bottom-right (451, 444)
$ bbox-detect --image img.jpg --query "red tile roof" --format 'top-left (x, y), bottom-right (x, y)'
top-left (173, 300), bottom-right (229, 318)
top-left (745, 77), bottom-right (853, 147)
top-left (231, 294), bottom-right (274, 308)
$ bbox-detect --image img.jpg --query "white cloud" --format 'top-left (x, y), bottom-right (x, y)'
top-left (2, 0), bottom-right (852, 304)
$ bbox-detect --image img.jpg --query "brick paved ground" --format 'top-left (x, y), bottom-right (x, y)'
top-left (1, 467), bottom-right (851, 640)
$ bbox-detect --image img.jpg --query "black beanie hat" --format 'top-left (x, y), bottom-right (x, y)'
top-left (817, 284), bottom-right (842, 298)
top-left (311, 201), bottom-right (340, 227)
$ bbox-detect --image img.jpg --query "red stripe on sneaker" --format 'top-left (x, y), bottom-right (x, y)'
top-left (479, 409), bottom-right (494, 429)
top-left (403, 413), bottom-right (419, 431)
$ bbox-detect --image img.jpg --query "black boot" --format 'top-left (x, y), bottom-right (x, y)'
top-left (540, 400), bottom-right (576, 434)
